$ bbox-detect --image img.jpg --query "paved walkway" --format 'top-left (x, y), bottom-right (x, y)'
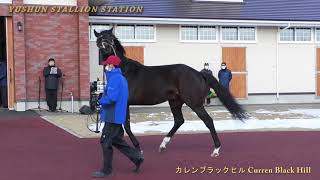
top-left (34, 104), bottom-right (320, 138)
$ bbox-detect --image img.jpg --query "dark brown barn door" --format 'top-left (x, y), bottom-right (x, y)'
top-left (124, 46), bottom-right (144, 64)
top-left (222, 47), bottom-right (247, 98)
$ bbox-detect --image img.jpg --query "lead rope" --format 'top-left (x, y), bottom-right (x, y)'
top-left (102, 41), bottom-right (117, 57)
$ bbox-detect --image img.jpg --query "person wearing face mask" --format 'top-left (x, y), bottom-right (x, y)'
top-left (218, 62), bottom-right (232, 91)
top-left (43, 58), bottom-right (62, 112)
top-left (200, 63), bottom-right (216, 106)
top-left (93, 55), bottom-right (144, 178)
top-left (200, 63), bottom-right (213, 76)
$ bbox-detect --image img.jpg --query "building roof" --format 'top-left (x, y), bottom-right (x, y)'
top-left (91, 0), bottom-right (320, 22)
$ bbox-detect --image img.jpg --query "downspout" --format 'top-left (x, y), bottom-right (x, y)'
top-left (276, 23), bottom-right (291, 100)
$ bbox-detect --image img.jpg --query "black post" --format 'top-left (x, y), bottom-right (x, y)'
top-left (59, 75), bottom-right (64, 110)
top-left (38, 76), bottom-right (41, 109)
top-left (58, 74), bottom-right (68, 112)
top-left (95, 108), bottom-right (100, 133)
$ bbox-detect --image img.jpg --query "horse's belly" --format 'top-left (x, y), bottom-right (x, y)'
top-left (128, 90), bottom-right (169, 105)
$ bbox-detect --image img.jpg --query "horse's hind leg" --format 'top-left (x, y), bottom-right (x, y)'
top-left (192, 106), bottom-right (221, 157)
top-left (159, 100), bottom-right (184, 152)
top-left (123, 107), bottom-right (142, 154)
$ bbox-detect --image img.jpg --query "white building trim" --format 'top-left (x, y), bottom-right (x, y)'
top-left (193, 0), bottom-right (243, 2)
top-left (90, 16), bottom-right (320, 27)
top-left (23, 0), bottom-right (77, 6)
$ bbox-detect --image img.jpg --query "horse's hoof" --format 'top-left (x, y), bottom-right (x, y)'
top-left (211, 147), bottom-right (221, 158)
top-left (159, 147), bottom-right (166, 153)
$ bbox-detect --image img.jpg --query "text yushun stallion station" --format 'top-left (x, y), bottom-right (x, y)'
top-left (9, 6), bottom-right (143, 13)
top-left (94, 27), bottom-right (248, 158)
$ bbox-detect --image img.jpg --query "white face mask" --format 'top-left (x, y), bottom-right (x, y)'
top-left (204, 66), bottom-right (209, 70)
top-left (221, 65), bottom-right (226, 70)
top-left (105, 65), bottom-right (113, 72)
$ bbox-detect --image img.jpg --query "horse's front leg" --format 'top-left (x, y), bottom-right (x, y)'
top-left (123, 106), bottom-right (143, 154)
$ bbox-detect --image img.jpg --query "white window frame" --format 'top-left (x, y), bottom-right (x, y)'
top-left (115, 24), bottom-right (157, 43)
top-left (220, 26), bottom-right (257, 44)
top-left (89, 24), bottom-right (156, 43)
top-left (278, 27), bottom-right (314, 44)
top-left (179, 25), bottom-right (218, 43)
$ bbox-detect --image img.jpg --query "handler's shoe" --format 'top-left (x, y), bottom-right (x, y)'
top-left (92, 171), bottom-right (112, 178)
top-left (133, 157), bottom-right (144, 173)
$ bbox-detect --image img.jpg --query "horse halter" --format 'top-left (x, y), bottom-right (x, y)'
top-left (99, 36), bottom-right (118, 57)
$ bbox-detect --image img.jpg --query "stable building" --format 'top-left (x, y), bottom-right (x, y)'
top-left (89, 0), bottom-right (320, 104)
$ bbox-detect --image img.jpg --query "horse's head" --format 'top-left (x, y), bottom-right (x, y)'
top-left (94, 27), bottom-right (117, 57)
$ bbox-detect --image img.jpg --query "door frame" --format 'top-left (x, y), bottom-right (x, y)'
top-left (6, 16), bottom-right (14, 110)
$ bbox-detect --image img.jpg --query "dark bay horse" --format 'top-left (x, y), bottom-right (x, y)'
top-left (94, 28), bottom-right (247, 157)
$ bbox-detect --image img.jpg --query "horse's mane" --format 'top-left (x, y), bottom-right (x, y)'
top-left (113, 37), bottom-right (126, 57)
top-left (112, 35), bottom-right (143, 67)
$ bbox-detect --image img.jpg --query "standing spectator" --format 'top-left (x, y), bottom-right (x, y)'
top-left (93, 55), bottom-right (144, 178)
top-left (200, 63), bottom-right (215, 106)
top-left (218, 62), bottom-right (232, 91)
top-left (0, 60), bottom-right (7, 108)
top-left (43, 58), bottom-right (62, 112)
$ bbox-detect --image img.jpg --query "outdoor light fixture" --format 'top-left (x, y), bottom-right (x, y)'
top-left (17, 21), bottom-right (23, 32)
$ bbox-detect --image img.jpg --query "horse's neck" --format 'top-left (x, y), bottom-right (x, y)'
top-left (120, 56), bottom-right (143, 76)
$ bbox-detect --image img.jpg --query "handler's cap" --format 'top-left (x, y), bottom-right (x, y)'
top-left (101, 55), bottom-right (121, 66)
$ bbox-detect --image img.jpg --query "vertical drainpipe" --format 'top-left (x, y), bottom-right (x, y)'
top-left (276, 23), bottom-right (291, 100)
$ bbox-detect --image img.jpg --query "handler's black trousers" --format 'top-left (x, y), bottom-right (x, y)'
top-left (45, 89), bottom-right (58, 111)
top-left (100, 122), bottom-right (142, 174)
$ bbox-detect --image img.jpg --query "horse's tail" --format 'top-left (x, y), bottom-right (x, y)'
top-left (201, 72), bottom-right (248, 120)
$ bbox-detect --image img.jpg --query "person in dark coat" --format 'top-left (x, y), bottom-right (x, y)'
top-left (93, 55), bottom-right (144, 178)
top-left (218, 62), bottom-right (232, 91)
top-left (200, 63), bottom-right (214, 105)
top-left (0, 60), bottom-right (8, 108)
top-left (43, 58), bottom-right (62, 112)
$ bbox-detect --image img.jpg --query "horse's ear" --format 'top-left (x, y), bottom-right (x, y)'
top-left (108, 26), bottom-right (114, 34)
top-left (94, 29), bottom-right (100, 37)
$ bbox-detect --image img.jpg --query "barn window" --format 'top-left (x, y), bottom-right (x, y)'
top-left (89, 24), bottom-right (156, 42)
top-left (115, 24), bottom-right (135, 40)
top-left (295, 28), bottom-right (312, 41)
top-left (316, 28), bottom-right (320, 42)
top-left (221, 26), bottom-right (256, 42)
top-left (221, 27), bottom-right (238, 41)
top-left (115, 24), bottom-right (156, 42)
top-left (279, 27), bottom-right (312, 42)
top-left (89, 24), bottom-right (111, 41)
top-left (239, 27), bottom-right (256, 41)
top-left (135, 25), bottom-right (155, 40)
top-left (180, 25), bottom-right (217, 42)
top-left (280, 28), bottom-right (294, 41)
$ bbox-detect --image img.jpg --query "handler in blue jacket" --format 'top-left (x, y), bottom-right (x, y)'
top-left (218, 62), bottom-right (232, 91)
top-left (93, 55), bottom-right (144, 178)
